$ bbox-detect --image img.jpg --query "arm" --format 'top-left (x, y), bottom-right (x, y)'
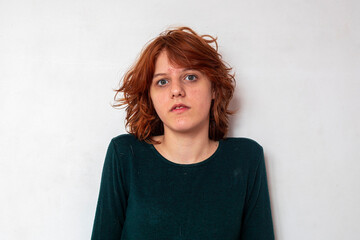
top-left (91, 140), bottom-right (128, 240)
top-left (240, 146), bottom-right (275, 240)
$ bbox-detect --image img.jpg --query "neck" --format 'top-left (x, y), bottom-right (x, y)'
top-left (153, 129), bottom-right (218, 165)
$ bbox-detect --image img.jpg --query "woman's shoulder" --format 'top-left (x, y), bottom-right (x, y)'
top-left (111, 133), bottom-right (139, 144)
top-left (221, 137), bottom-right (264, 166)
top-left (109, 133), bottom-right (145, 153)
top-left (222, 137), bottom-right (263, 151)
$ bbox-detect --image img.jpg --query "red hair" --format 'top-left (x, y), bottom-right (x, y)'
top-left (113, 26), bottom-right (235, 143)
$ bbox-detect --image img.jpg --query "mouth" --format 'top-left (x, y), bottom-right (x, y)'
top-left (170, 104), bottom-right (190, 112)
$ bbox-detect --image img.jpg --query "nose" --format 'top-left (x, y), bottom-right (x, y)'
top-left (170, 80), bottom-right (185, 98)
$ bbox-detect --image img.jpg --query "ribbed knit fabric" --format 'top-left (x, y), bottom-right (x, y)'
top-left (91, 134), bottom-right (274, 240)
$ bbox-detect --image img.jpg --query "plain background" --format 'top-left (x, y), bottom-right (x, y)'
top-left (1, 0), bottom-right (359, 239)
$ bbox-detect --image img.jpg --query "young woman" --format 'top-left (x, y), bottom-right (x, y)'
top-left (91, 27), bottom-right (274, 239)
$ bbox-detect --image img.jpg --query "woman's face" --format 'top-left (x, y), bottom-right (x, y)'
top-left (150, 51), bottom-right (214, 136)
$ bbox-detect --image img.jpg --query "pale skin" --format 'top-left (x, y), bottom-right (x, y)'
top-left (150, 50), bottom-right (219, 164)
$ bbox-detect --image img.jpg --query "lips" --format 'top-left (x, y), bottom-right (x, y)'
top-left (170, 103), bottom-right (190, 112)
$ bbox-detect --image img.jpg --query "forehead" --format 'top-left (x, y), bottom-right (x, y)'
top-left (154, 51), bottom-right (180, 72)
top-left (154, 51), bottom-right (202, 78)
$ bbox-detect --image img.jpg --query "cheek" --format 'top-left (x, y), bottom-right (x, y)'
top-left (150, 90), bottom-right (166, 114)
top-left (191, 88), bottom-right (213, 108)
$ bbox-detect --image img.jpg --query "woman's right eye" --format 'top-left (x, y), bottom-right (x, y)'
top-left (157, 79), bottom-right (168, 86)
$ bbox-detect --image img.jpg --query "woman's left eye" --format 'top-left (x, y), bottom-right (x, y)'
top-left (185, 74), bottom-right (197, 81)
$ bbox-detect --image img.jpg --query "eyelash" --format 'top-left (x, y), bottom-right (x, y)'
top-left (185, 74), bottom-right (197, 81)
top-left (156, 79), bottom-right (169, 86)
top-left (155, 74), bottom-right (198, 86)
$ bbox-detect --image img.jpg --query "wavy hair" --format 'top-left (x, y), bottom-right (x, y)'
top-left (113, 26), bottom-right (235, 143)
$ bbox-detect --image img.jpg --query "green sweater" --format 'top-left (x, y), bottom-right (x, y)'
top-left (91, 134), bottom-right (274, 239)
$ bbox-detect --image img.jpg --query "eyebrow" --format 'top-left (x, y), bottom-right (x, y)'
top-left (152, 68), bottom-right (197, 79)
top-left (152, 73), bottom-right (167, 79)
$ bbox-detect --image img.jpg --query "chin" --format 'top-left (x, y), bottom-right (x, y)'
top-left (170, 126), bottom-right (194, 133)
top-left (166, 122), bottom-right (206, 135)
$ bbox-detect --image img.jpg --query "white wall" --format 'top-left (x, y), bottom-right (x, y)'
top-left (1, 0), bottom-right (359, 239)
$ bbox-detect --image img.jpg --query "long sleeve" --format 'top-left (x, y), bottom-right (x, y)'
top-left (91, 140), bottom-right (128, 240)
top-left (240, 146), bottom-right (275, 240)
top-left (91, 135), bottom-right (274, 239)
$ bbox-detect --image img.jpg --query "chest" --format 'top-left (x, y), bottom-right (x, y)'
top-left (121, 162), bottom-right (248, 239)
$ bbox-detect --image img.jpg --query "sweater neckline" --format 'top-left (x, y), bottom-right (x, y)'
top-left (147, 139), bottom-right (223, 167)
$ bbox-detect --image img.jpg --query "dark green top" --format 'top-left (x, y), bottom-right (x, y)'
top-left (91, 134), bottom-right (274, 240)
